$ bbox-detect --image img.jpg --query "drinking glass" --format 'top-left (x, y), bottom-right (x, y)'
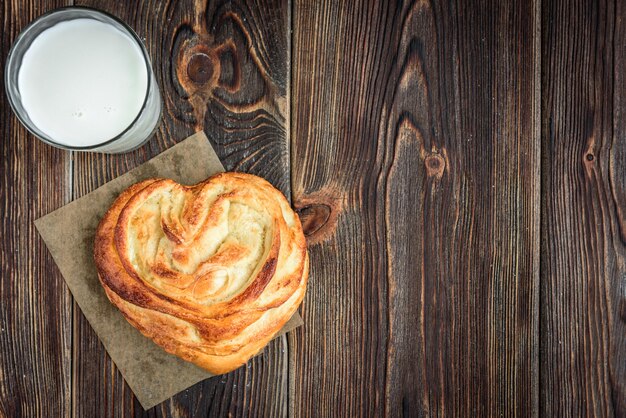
top-left (4, 7), bottom-right (162, 153)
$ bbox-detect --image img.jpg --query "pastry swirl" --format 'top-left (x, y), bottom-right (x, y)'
top-left (94, 172), bottom-right (308, 374)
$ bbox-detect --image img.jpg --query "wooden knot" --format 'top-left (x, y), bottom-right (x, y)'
top-left (294, 188), bottom-right (343, 245)
top-left (176, 38), bottom-right (220, 95)
top-left (582, 151), bottom-right (596, 178)
top-left (583, 138), bottom-right (596, 177)
top-left (296, 204), bottom-right (331, 237)
top-left (425, 153), bottom-right (445, 178)
top-left (187, 53), bottom-right (214, 84)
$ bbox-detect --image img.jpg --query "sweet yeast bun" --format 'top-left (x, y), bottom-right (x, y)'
top-left (94, 172), bottom-right (308, 374)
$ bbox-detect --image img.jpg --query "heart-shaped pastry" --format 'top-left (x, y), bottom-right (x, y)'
top-left (94, 172), bottom-right (308, 374)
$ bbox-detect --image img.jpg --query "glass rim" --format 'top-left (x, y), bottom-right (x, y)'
top-left (4, 5), bottom-right (153, 151)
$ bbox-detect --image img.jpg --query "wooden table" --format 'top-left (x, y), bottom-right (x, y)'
top-left (2, 0), bottom-right (625, 416)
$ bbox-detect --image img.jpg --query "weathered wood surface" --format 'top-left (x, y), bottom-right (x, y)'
top-left (541, 0), bottom-right (626, 416)
top-left (0, 1), bottom-right (72, 417)
top-left (290, 0), bottom-right (540, 416)
top-left (2, 0), bottom-right (626, 416)
top-left (1, 0), bottom-right (291, 416)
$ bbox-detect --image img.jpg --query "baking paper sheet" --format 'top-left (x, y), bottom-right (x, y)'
top-left (34, 131), bottom-right (303, 409)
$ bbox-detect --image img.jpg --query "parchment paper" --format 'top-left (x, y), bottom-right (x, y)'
top-left (34, 131), bottom-right (303, 410)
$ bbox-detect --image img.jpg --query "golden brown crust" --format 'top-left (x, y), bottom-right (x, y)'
top-left (94, 172), bottom-right (308, 374)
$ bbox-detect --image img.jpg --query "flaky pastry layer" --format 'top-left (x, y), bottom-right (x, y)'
top-left (94, 172), bottom-right (308, 374)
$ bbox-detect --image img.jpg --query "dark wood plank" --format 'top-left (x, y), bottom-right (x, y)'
top-left (290, 0), bottom-right (540, 416)
top-left (541, 0), bottom-right (626, 415)
top-left (71, 0), bottom-right (291, 416)
top-left (0, 1), bottom-right (73, 416)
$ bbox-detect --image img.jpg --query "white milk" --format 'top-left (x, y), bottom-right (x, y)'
top-left (18, 18), bottom-right (148, 147)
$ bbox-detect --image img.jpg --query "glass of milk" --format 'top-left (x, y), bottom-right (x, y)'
top-left (5, 7), bottom-right (161, 153)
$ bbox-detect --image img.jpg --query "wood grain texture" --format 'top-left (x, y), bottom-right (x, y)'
top-left (541, 0), bottom-right (626, 416)
top-left (8, 0), bottom-right (626, 416)
top-left (0, 1), bottom-right (73, 416)
top-left (290, 1), bottom-right (540, 416)
top-left (69, 0), bottom-right (292, 416)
